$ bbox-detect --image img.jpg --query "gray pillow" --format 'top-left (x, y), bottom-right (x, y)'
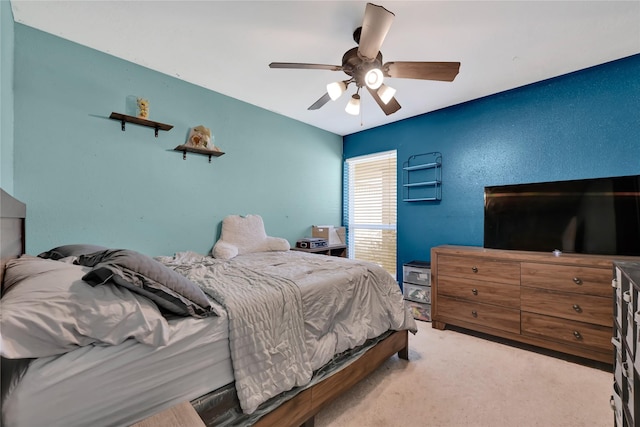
top-left (79, 249), bottom-right (215, 318)
top-left (37, 244), bottom-right (109, 260)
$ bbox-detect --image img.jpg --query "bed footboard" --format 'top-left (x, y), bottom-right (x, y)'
top-left (254, 330), bottom-right (409, 427)
top-left (192, 330), bottom-right (409, 427)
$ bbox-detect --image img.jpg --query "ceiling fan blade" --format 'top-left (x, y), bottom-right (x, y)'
top-left (308, 93), bottom-right (332, 110)
top-left (358, 3), bottom-right (395, 62)
top-left (269, 62), bottom-right (342, 71)
top-left (367, 86), bottom-right (401, 116)
top-left (383, 62), bottom-right (461, 82)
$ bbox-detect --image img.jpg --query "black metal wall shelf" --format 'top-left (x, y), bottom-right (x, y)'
top-left (174, 145), bottom-right (225, 163)
top-left (109, 112), bottom-right (173, 137)
top-left (402, 152), bottom-right (442, 202)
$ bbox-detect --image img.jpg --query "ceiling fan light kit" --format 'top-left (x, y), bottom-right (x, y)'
top-left (364, 68), bottom-right (384, 89)
top-left (345, 94), bottom-right (361, 116)
top-left (327, 80), bottom-right (348, 101)
top-left (377, 84), bottom-right (396, 105)
top-left (269, 2), bottom-right (460, 117)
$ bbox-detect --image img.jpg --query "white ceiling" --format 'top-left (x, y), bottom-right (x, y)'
top-left (10, 1), bottom-right (640, 136)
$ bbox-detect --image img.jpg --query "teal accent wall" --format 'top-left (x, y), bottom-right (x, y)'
top-left (1, 0), bottom-right (15, 193)
top-left (344, 54), bottom-right (640, 280)
top-left (13, 25), bottom-right (343, 256)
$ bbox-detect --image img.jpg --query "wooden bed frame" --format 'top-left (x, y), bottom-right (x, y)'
top-left (0, 189), bottom-right (26, 289)
top-left (252, 330), bottom-right (408, 427)
top-left (0, 188), bottom-right (409, 426)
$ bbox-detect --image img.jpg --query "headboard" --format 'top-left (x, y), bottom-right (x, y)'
top-left (1, 188), bottom-right (26, 289)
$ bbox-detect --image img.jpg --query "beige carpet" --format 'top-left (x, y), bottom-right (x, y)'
top-left (315, 320), bottom-right (613, 427)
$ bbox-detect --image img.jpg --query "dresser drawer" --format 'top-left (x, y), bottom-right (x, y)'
top-left (438, 276), bottom-right (520, 308)
top-left (521, 312), bottom-right (612, 353)
top-left (521, 262), bottom-right (611, 297)
top-left (521, 287), bottom-right (612, 327)
top-left (438, 295), bottom-right (520, 334)
top-left (438, 255), bottom-right (520, 285)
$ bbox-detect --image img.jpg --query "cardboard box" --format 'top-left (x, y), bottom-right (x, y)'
top-left (312, 226), bottom-right (345, 246)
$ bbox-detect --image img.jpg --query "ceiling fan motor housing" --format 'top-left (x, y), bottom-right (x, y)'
top-left (341, 47), bottom-right (384, 88)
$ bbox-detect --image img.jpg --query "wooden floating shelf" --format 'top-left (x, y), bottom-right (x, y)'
top-left (174, 145), bottom-right (225, 163)
top-left (109, 112), bottom-right (173, 137)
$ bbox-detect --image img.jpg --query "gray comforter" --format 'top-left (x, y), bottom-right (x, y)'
top-left (158, 250), bottom-right (417, 414)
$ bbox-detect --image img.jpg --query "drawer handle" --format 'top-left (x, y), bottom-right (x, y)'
top-left (611, 279), bottom-right (619, 289)
top-left (472, 266), bottom-right (478, 273)
top-left (471, 310), bottom-right (478, 318)
top-left (573, 331), bottom-right (582, 340)
top-left (472, 288), bottom-right (478, 295)
top-left (572, 304), bottom-right (582, 313)
top-left (623, 291), bottom-right (631, 303)
top-left (572, 277), bottom-right (582, 285)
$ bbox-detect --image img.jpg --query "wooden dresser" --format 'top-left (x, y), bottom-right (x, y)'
top-left (431, 245), bottom-right (639, 364)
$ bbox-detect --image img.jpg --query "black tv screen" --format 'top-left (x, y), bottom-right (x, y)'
top-left (484, 175), bottom-right (640, 256)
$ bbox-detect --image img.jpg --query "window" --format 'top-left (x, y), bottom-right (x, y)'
top-left (344, 150), bottom-right (397, 278)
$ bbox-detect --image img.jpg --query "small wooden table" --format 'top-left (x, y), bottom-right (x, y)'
top-left (291, 244), bottom-right (347, 258)
top-left (130, 401), bottom-right (205, 427)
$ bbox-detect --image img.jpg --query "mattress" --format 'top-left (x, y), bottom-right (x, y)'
top-left (157, 250), bottom-right (417, 415)
top-left (2, 303), bottom-right (233, 427)
top-left (3, 250), bottom-right (416, 426)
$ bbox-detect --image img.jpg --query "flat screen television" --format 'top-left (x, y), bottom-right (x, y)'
top-left (484, 175), bottom-right (640, 256)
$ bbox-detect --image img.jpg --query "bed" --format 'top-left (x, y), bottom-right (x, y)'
top-left (0, 189), bottom-right (417, 427)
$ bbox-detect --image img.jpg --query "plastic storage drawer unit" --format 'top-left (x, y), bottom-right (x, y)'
top-left (404, 282), bottom-right (431, 304)
top-left (403, 261), bottom-right (431, 287)
top-left (406, 300), bottom-right (432, 322)
top-left (403, 260), bottom-right (432, 322)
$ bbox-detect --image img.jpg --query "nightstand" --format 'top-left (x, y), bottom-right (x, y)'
top-left (291, 244), bottom-right (347, 258)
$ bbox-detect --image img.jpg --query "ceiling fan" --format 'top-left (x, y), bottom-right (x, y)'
top-left (269, 3), bottom-right (460, 116)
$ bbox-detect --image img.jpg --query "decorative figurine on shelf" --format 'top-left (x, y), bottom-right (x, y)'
top-left (137, 98), bottom-right (149, 118)
top-left (186, 125), bottom-right (221, 152)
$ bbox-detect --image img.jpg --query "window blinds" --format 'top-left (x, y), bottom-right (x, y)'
top-left (344, 150), bottom-right (397, 278)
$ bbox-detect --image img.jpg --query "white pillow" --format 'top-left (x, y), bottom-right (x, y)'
top-left (212, 214), bottom-right (290, 259)
top-left (0, 256), bottom-right (170, 359)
